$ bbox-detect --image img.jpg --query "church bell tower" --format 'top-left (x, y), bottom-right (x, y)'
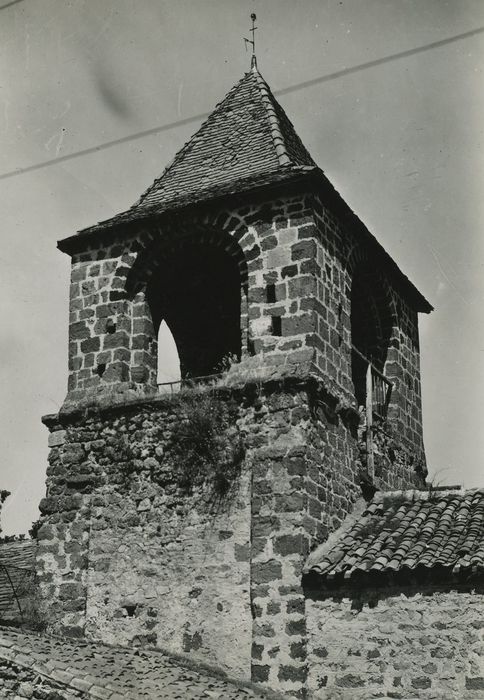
top-left (38, 53), bottom-right (432, 698)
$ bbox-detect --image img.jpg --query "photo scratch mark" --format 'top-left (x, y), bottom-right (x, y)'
top-left (24, 30), bottom-right (30, 71)
top-left (426, 241), bottom-right (467, 304)
top-left (44, 129), bottom-right (65, 156)
top-left (2, 97), bottom-right (9, 131)
top-left (177, 83), bottom-right (183, 117)
top-left (57, 101), bottom-right (71, 120)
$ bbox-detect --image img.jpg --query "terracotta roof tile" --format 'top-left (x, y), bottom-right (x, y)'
top-left (306, 488), bottom-right (484, 585)
top-left (0, 625), bottom-right (270, 698)
top-left (0, 540), bottom-right (36, 619)
top-left (0, 539), bottom-right (36, 570)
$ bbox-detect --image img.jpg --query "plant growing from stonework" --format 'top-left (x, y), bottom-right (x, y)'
top-left (114, 434), bottom-right (136, 485)
top-left (10, 574), bottom-right (47, 633)
top-left (0, 489), bottom-right (10, 537)
top-left (169, 390), bottom-right (245, 505)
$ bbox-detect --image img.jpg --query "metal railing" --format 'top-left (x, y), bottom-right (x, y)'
top-left (351, 345), bottom-right (393, 419)
top-left (157, 372), bottom-right (224, 395)
top-left (351, 345), bottom-right (393, 480)
top-left (0, 563), bottom-right (36, 622)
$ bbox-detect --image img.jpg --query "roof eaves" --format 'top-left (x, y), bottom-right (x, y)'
top-left (58, 166), bottom-right (316, 254)
top-left (304, 487), bottom-right (484, 590)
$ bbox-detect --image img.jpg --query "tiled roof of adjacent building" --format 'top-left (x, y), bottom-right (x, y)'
top-left (78, 66), bottom-right (316, 236)
top-left (0, 626), bottom-right (273, 699)
top-left (305, 488), bottom-right (484, 586)
top-left (0, 539), bottom-right (36, 570)
top-left (0, 540), bottom-right (36, 620)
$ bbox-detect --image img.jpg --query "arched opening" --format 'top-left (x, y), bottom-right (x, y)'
top-left (157, 320), bottom-right (181, 386)
top-left (146, 238), bottom-right (243, 380)
top-left (350, 266), bottom-right (393, 408)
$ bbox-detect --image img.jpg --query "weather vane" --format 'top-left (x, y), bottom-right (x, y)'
top-left (244, 13), bottom-right (258, 69)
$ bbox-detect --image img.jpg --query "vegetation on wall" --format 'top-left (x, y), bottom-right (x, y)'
top-left (169, 390), bottom-right (245, 504)
top-left (0, 490), bottom-right (10, 538)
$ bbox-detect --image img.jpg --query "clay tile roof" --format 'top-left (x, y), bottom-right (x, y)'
top-left (0, 625), bottom-right (270, 699)
top-left (0, 540), bottom-right (36, 617)
top-left (79, 66), bottom-right (316, 235)
top-left (0, 539), bottom-right (36, 570)
top-left (305, 488), bottom-right (484, 586)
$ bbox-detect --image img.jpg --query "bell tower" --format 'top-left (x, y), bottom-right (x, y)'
top-left (38, 60), bottom-right (432, 698)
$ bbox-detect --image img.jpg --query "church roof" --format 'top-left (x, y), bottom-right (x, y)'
top-left (59, 65), bottom-right (431, 312)
top-left (0, 540), bottom-right (36, 620)
top-left (0, 625), bottom-right (269, 699)
top-left (304, 488), bottom-right (484, 588)
top-left (79, 66), bottom-right (316, 235)
top-left (0, 539), bottom-right (36, 570)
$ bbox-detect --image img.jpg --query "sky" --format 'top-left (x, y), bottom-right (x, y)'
top-left (1, 0), bottom-right (483, 535)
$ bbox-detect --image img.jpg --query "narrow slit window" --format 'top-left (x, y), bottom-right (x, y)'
top-left (272, 316), bottom-right (282, 336)
top-left (266, 284), bottom-right (276, 303)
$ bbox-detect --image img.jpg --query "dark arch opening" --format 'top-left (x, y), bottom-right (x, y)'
top-left (146, 240), bottom-right (242, 380)
top-left (350, 266), bottom-right (393, 407)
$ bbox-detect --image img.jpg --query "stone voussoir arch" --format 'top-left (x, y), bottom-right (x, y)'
top-left (123, 213), bottom-right (249, 299)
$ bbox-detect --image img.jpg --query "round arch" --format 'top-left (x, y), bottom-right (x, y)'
top-left (350, 260), bottom-right (396, 407)
top-left (126, 225), bottom-right (248, 381)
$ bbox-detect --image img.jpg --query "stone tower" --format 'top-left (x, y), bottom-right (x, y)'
top-left (37, 63), bottom-right (432, 697)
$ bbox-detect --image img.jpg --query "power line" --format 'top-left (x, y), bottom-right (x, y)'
top-left (0, 113), bottom-right (211, 182)
top-left (0, 0), bottom-right (27, 10)
top-left (1, 25), bottom-right (483, 182)
top-left (275, 25), bottom-right (484, 97)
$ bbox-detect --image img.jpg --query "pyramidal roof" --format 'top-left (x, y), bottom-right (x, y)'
top-left (135, 65), bottom-right (316, 210)
top-left (81, 66), bottom-right (316, 233)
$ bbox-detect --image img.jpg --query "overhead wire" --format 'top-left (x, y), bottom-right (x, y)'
top-left (1, 24), bottom-right (483, 181)
top-left (0, 0), bottom-right (27, 10)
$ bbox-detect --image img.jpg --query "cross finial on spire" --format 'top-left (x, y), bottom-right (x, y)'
top-left (244, 13), bottom-right (258, 70)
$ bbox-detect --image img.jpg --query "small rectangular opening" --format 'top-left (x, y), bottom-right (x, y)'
top-left (266, 284), bottom-right (276, 303)
top-left (272, 316), bottom-right (282, 336)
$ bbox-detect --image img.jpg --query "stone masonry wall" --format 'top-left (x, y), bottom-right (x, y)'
top-left (38, 377), bottom-right (424, 697)
top-left (64, 190), bottom-right (427, 470)
top-left (306, 585), bottom-right (484, 699)
top-left (39, 393), bottom-right (253, 678)
top-left (65, 193), bottom-right (325, 403)
top-left (310, 193), bottom-right (425, 455)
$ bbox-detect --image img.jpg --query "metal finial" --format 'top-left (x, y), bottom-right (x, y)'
top-left (244, 13), bottom-right (258, 70)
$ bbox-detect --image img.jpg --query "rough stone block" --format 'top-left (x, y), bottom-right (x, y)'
top-left (291, 239), bottom-right (316, 261)
top-left (252, 560), bottom-right (283, 584)
top-left (48, 430), bottom-right (67, 448)
top-left (70, 321), bottom-right (89, 341)
top-left (267, 247), bottom-right (292, 270)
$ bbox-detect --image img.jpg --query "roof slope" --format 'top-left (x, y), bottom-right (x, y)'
top-left (135, 67), bottom-right (315, 211)
top-left (0, 539), bottom-right (36, 570)
top-left (80, 66), bottom-right (315, 234)
top-left (306, 488), bottom-right (484, 585)
top-left (0, 625), bottom-right (271, 699)
top-left (0, 540), bottom-right (36, 620)
top-left (61, 66), bottom-right (431, 312)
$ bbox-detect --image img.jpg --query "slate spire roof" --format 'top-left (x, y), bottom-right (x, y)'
top-left (133, 64), bottom-right (316, 213)
top-left (79, 66), bottom-right (316, 235)
top-left (61, 65), bottom-right (432, 312)
top-left (305, 488), bottom-right (484, 587)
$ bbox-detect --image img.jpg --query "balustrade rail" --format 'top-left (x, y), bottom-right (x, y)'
top-left (351, 345), bottom-right (393, 480)
top-left (351, 345), bottom-right (392, 420)
top-left (157, 372), bottom-right (224, 395)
